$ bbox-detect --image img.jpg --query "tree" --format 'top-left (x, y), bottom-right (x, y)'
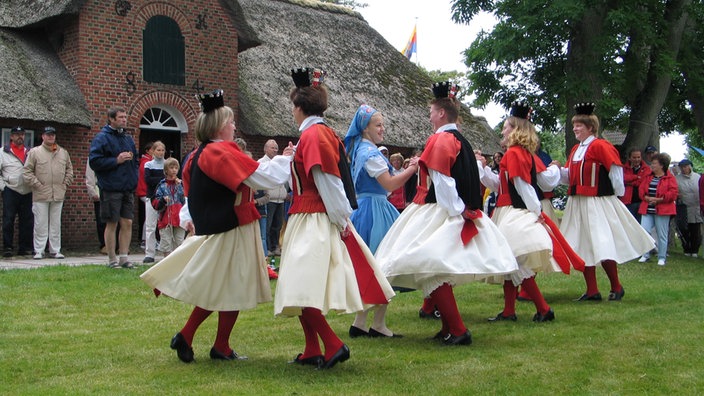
top-left (451, 0), bottom-right (702, 157)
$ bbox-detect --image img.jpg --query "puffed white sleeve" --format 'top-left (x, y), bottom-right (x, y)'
top-left (537, 164), bottom-right (561, 192)
top-left (609, 165), bottom-right (625, 197)
top-left (428, 169), bottom-right (465, 217)
top-left (312, 167), bottom-right (352, 230)
top-left (244, 154), bottom-right (293, 190)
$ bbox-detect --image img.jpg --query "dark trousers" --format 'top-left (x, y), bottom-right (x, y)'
top-left (93, 200), bottom-right (106, 248)
top-left (682, 222), bottom-right (702, 254)
top-left (626, 202), bottom-right (642, 224)
top-left (266, 201), bottom-right (285, 251)
top-left (2, 188), bottom-right (33, 252)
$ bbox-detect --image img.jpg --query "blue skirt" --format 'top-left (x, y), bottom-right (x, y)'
top-left (350, 193), bottom-right (399, 254)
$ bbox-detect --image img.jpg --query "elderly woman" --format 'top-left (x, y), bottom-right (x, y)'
top-left (675, 159), bottom-right (702, 257)
top-left (141, 90), bottom-right (294, 363)
top-left (638, 153), bottom-right (678, 265)
top-left (559, 103), bottom-right (654, 302)
top-left (274, 68), bottom-right (394, 369)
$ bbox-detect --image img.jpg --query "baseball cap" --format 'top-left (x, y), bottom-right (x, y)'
top-left (679, 159), bottom-right (693, 167)
top-left (645, 145), bottom-right (657, 153)
top-left (10, 126), bottom-right (25, 134)
top-left (43, 126), bottom-right (56, 134)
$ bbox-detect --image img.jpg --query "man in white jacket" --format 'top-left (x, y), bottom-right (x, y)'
top-left (0, 126), bottom-right (33, 257)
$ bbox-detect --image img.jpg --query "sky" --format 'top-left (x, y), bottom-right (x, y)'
top-left (358, 0), bottom-right (687, 161)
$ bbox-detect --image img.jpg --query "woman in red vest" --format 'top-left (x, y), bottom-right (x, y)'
top-left (559, 103), bottom-right (654, 302)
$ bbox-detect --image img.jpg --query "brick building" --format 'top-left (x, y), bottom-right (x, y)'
top-left (1, 0), bottom-right (499, 250)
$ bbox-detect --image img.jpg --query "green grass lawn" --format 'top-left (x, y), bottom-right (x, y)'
top-left (1, 251), bottom-right (703, 395)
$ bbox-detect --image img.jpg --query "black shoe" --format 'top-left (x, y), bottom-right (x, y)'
top-left (608, 287), bottom-right (625, 301)
top-left (17, 251), bottom-right (30, 256)
top-left (574, 292), bottom-right (602, 302)
top-left (289, 353), bottom-right (324, 368)
top-left (170, 332), bottom-right (194, 363)
top-left (431, 331), bottom-right (446, 340)
top-left (418, 308), bottom-right (441, 320)
top-left (488, 311), bottom-right (518, 322)
top-left (442, 331), bottom-right (472, 346)
top-left (209, 347), bottom-right (247, 361)
top-left (321, 344), bottom-right (350, 369)
top-left (143, 256), bottom-right (155, 264)
top-left (368, 328), bottom-right (403, 338)
top-left (3, 250), bottom-right (12, 258)
top-left (532, 308), bottom-right (555, 322)
top-left (348, 325), bottom-right (369, 338)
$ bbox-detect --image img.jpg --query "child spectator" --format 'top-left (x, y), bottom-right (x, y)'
top-left (152, 158), bottom-right (185, 257)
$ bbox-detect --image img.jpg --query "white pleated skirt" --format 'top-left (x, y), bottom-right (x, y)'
top-left (375, 203), bottom-right (519, 296)
top-left (274, 213), bottom-right (395, 317)
top-left (559, 195), bottom-right (655, 266)
top-left (140, 222), bottom-right (271, 311)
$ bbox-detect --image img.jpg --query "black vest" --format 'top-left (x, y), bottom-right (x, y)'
top-left (188, 142), bottom-right (239, 235)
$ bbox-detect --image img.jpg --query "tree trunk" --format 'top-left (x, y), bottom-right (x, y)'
top-left (563, 6), bottom-right (609, 155)
top-left (621, 0), bottom-right (691, 155)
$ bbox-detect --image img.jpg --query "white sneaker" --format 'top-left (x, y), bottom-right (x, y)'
top-left (51, 252), bottom-right (65, 259)
top-left (684, 253), bottom-right (692, 257)
top-left (657, 259), bottom-right (666, 266)
top-left (692, 254), bottom-right (698, 258)
top-left (638, 255), bottom-right (649, 263)
top-left (33, 253), bottom-right (43, 260)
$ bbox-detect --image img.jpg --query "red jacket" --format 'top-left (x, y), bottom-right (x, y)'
top-left (136, 153), bottom-right (152, 197)
top-left (621, 160), bottom-right (651, 205)
top-left (638, 171), bottom-right (678, 216)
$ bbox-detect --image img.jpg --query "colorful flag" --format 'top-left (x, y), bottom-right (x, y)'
top-left (402, 24), bottom-right (417, 60)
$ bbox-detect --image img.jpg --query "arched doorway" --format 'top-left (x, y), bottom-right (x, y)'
top-left (137, 105), bottom-right (188, 244)
top-left (138, 105), bottom-right (187, 160)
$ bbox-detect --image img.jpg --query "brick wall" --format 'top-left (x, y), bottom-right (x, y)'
top-left (3, 0), bottom-right (241, 250)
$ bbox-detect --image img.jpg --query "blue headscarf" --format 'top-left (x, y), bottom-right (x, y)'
top-left (344, 104), bottom-right (378, 179)
top-left (344, 104), bottom-right (377, 152)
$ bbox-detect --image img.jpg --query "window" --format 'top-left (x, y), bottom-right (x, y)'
top-left (143, 16), bottom-right (185, 85)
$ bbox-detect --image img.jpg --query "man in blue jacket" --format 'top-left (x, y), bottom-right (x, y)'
top-left (89, 107), bottom-right (139, 268)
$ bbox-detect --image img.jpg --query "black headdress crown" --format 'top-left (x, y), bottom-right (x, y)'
top-left (431, 81), bottom-right (459, 99)
top-left (574, 102), bottom-right (596, 115)
top-left (510, 101), bottom-right (532, 120)
top-left (291, 67), bottom-right (326, 88)
top-left (196, 89), bottom-right (225, 113)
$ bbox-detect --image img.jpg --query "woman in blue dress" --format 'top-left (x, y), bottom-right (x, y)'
top-left (344, 104), bottom-right (419, 338)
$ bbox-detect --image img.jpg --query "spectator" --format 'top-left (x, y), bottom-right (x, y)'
top-left (23, 126), bottom-right (74, 259)
top-left (644, 145), bottom-right (658, 165)
top-left (151, 157), bottom-right (185, 257)
top-left (378, 145), bottom-right (389, 160)
top-left (89, 107), bottom-right (139, 269)
top-left (637, 153), bottom-right (678, 265)
top-left (621, 148), bottom-right (651, 223)
top-left (675, 159), bottom-right (702, 257)
top-left (143, 141), bottom-right (166, 263)
top-left (85, 159), bottom-right (107, 254)
top-left (137, 142), bottom-right (154, 248)
top-left (0, 126), bottom-right (33, 257)
top-left (387, 153), bottom-right (406, 212)
top-left (258, 139), bottom-right (288, 256)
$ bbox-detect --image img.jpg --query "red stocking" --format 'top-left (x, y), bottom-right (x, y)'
top-left (302, 307), bottom-right (344, 361)
top-left (298, 315), bottom-right (322, 358)
top-left (583, 266), bottom-right (599, 295)
top-left (601, 260), bottom-right (622, 292)
top-left (521, 276), bottom-right (550, 315)
top-left (421, 296), bottom-right (435, 314)
top-left (213, 311), bottom-right (239, 354)
top-left (181, 306), bottom-right (212, 345)
top-left (430, 283), bottom-right (467, 336)
top-left (502, 280), bottom-right (518, 316)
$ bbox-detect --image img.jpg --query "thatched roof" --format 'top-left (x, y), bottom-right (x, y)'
top-left (0, 0), bottom-right (86, 28)
top-left (0, 27), bottom-right (92, 127)
top-left (235, 0), bottom-right (500, 152)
